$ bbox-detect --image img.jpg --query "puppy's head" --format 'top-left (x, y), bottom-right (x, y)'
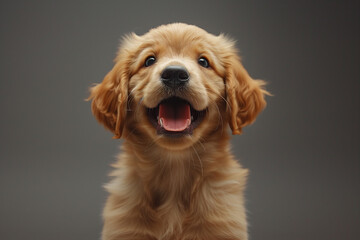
top-left (89, 23), bottom-right (268, 150)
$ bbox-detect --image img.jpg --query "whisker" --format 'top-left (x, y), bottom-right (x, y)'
top-left (203, 86), bottom-right (231, 109)
top-left (213, 100), bottom-right (225, 134)
top-left (191, 144), bottom-right (204, 178)
top-left (196, 137), bottom-right (206, 152)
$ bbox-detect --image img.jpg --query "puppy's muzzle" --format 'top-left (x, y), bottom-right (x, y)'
top-left (161, 66), bottom-right (189, 89)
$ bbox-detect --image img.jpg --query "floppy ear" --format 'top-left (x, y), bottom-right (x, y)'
top-left (88, 33), bottom-right (142, 138)
top-left (226, 54), bottom-right (268, 135)
top-left (88, 61), bottom-right (128, 139)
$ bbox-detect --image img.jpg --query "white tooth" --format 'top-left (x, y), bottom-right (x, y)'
top-left (191, 116), bottom-right (194, 121)
top-left (159, 118), bottom-right (164, 128)
top-left (157, 116), bottom-right (159, 121)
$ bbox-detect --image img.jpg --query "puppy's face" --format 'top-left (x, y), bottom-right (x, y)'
top-left (89, 23), bottom-right (267, 151)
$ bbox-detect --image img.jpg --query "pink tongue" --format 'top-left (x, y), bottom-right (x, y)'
top-left (158, 101), bottom-right (191, 132)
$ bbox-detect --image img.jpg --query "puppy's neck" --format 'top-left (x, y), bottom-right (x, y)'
top-left (117, 130), bottom-right (232, 208)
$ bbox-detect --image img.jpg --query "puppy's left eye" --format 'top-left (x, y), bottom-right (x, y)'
top-left (145, 56), bottom-right (156, 67)
top-left (198, 57), bottom-right (210, 68)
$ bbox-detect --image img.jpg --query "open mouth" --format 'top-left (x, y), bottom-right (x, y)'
top-left (147, 97), bottom-right (206, 136)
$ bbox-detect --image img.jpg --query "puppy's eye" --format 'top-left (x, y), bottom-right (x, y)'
top-left (144, 56), bottom-right (156, 67)
top-left (198, 57), bottom-right (210, 68)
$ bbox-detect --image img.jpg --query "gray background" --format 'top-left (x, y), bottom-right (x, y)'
top-left (1, 0), bottom-right (359, 240)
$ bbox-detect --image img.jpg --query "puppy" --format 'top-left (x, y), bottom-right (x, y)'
top-left (89, 23), bottom-right (268, 240)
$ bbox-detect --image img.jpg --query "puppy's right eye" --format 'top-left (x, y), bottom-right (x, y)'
top-left (144, 56), bottom-right (156, 67)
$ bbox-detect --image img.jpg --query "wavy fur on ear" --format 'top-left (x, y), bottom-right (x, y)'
top-left (88, 34), bottom-right (142, 138)
top-left (226, 54), bottom-right (269, 135)
top-left (88, 67), bottom-right (125, 138)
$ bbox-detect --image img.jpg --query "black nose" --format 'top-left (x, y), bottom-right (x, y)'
top-left (161, 66), bottom-right (189, 89)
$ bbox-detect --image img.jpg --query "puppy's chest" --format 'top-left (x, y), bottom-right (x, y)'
top-left (144, 177), bottom-right (200, 237)
top-left (148, 196), bottom-right (199, 240)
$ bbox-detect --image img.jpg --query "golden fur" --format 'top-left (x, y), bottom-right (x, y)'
top-left (88, 23), bottom-right (268, 240)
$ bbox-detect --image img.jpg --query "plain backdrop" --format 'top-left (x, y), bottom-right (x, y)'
top-left (0, 1), bottom-right (359, 240)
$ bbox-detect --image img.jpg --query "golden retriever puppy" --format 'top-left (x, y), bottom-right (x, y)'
top-left (89, 23), bottom-right (268, 240)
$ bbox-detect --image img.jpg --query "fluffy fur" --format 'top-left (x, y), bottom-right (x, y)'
top-left (89, 23), bottom-right (268, 240)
